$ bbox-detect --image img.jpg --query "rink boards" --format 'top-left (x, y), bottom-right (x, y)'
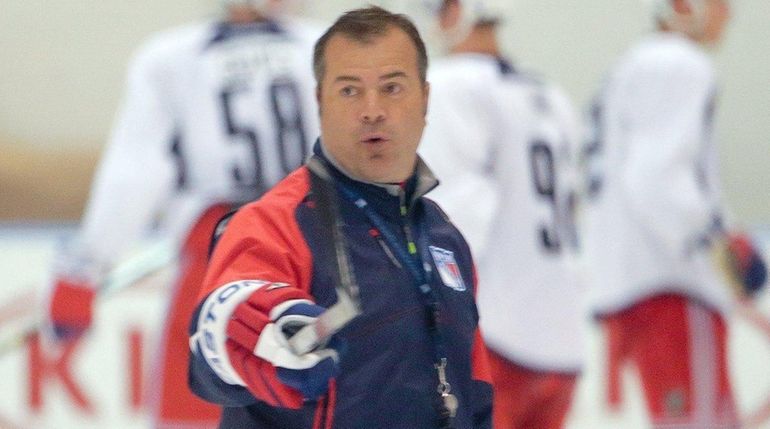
top-left (0, 225), bottom-right (769, 429)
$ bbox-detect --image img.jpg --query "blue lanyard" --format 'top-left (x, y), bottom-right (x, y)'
top-left (334, 182), bottom-right (448, 362)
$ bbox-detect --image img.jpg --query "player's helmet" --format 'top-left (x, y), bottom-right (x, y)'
top-left (390, 0), bottom-right (509, 54)
top-left (643, 0), bottom-right (708, 34)
top-left (420, 0), bottom-right (507, 24)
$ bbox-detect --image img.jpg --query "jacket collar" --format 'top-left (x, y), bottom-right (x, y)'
top-left (311, 139), bottom-right (439, 216)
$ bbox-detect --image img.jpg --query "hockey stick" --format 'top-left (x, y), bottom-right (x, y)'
top-left (0, 238), bottom-right (177, 357)
top-left (287, 157), bottom-right (362, 355)
top-left (99, 238), bottom-right (177, 295)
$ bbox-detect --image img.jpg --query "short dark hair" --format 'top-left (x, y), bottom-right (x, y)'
top-left (312, 6), bottom-right (428, 86)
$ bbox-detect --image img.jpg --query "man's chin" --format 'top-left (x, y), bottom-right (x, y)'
top-left (362, 165), bottom-right (412, 184)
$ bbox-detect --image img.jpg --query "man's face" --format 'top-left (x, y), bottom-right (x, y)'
top-left (317, 27), bottom-right (430, 183)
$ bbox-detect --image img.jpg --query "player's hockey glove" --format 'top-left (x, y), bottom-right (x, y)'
top-left (194, 280), bottom-right (341, 409)
top-left (722, 233), bottom-right (767, 298)
top-left (48, 278), bottom-right (96, 340)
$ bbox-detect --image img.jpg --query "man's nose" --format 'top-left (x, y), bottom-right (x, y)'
top-left (360, 91), bottom-right (386, 124)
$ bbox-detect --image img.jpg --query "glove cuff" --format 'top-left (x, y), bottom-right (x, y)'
top-left (192, 280), bottom-right (271, 386)
top-left (270, 299), bottom-right (317, 321)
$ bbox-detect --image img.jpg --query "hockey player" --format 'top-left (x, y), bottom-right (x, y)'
top-left (582, 0), bottom-right (766, 427)
top-left (45, 1), bottom-right (322, 427)
top-left (406, 1), bottom-right (586, 428)
top-left (187, 6), bottom-right (493, 428)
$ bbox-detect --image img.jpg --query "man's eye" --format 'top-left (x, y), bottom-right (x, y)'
top-left (340, 87), bottom-right (358, 97)
top-left (383, 83), bottom-right (402, 95)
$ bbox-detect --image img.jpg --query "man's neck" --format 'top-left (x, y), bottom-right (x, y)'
top-left (227, 7), bottom-right (268, 24)
top-left (318, 143), bottom-right (408, 196)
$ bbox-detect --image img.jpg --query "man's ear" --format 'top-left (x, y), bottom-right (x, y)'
top-left (316, 86), bottom-right (322, 114)
top-left (423, 81), bottom-right (430, 116)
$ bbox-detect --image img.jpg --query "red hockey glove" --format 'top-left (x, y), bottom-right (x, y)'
top-left (723, 232), bottom-right (767, 298)
top-left (48, 278), bottom-right (96, 340)
top-left (195, 281), bottom-right (341, 409)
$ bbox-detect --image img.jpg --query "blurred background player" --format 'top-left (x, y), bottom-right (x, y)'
top-left (582, 0), bottom-right (767, 427)
top-left (45, 0), bottom-right (322, 427)
top-left (400, 0), bottom-right (587, 427)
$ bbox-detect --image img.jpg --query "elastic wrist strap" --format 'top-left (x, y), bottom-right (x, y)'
top-left (191, 280), bottom-right (270, 385)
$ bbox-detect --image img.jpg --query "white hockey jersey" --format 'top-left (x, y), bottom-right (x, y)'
top-left (419, 54), bottom-right (585, 371)
top-left (582, 32), bottom-right (731, 315)
top-left (56, 18), bottom-right (322, 281)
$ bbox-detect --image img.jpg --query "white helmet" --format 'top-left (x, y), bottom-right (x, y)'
top-left (418, 0), bottom-right (507, 27)
top-left (643, 0), bottom-right (709, 34)
top-left (389, 0), bottom-right (509, 54)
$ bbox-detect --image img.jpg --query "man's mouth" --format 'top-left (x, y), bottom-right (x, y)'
top-left (360, 133), bottom-right (389, 144)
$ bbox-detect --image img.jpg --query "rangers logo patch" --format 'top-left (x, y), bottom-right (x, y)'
top-left (429, 246), bottom-right (466, 292)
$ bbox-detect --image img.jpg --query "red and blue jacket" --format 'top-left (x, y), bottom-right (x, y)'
top-left (189, 144), bottom-right (493, 428)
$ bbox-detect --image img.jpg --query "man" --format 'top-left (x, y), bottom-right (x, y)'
top-left (583, 0), bottom-right (766, 427)
top-left (46, 1), bottom-right (321, 427)
top-left (187, 6), bottom-right (493, 428)
top-left (407, 1), bottom-right (585, 428)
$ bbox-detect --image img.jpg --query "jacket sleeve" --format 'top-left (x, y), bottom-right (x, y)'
top-left (188, 183), bottom-right (314, 405)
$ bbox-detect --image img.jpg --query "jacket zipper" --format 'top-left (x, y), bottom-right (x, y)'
top-left (369, 228), bottom-right (403, 269)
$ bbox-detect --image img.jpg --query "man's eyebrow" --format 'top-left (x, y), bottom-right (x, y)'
top-left (332, 72), bottom-right (408, 83)
top-left (333, 75), bottom-right (361, 83)
top-left (380, 71), bottom-right (407, 80)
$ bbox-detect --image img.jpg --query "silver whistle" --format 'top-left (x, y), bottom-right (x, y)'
top-left (435, 358), bottom-right (458, 418)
